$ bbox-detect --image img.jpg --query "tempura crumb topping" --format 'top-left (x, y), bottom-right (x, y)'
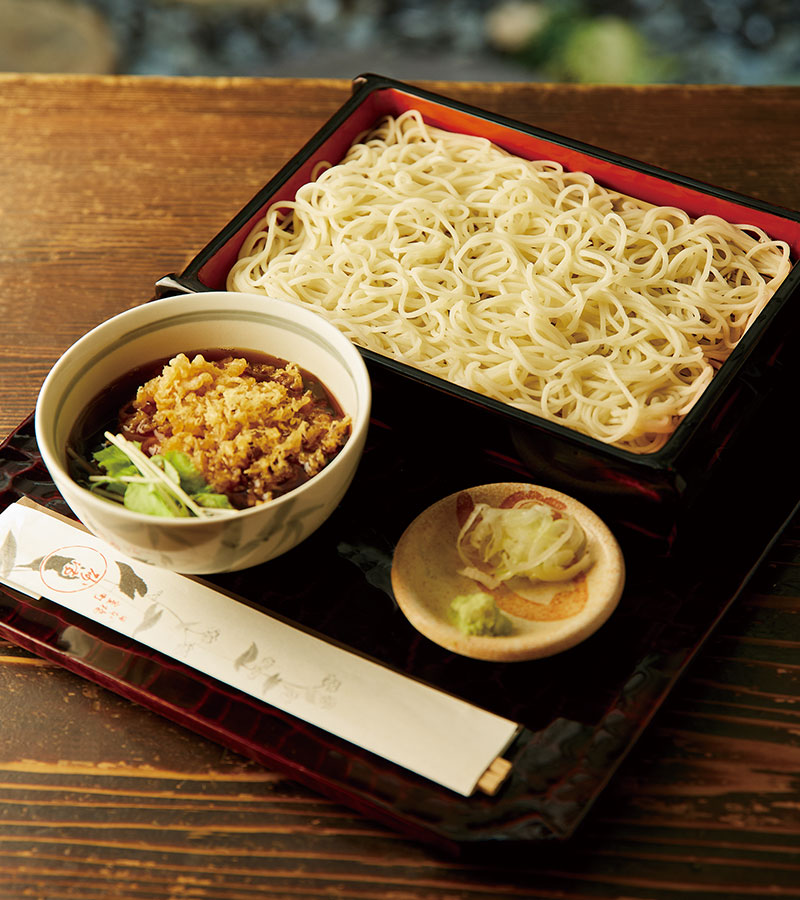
top-left (119, 353), bottom-right (351, 505)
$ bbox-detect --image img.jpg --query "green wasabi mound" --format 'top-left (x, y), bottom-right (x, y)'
top-left (448, 591), bottom-right (512, 637)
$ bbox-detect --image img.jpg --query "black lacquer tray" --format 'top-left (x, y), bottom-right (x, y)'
top-left (1, 348), bottom-right (797, 854)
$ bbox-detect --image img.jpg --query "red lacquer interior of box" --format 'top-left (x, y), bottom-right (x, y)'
top-left (196, 85), bottom-right (800, 291)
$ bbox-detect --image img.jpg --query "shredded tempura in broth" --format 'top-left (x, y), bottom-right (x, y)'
top-left (120, 353), bottom-right (351, 506)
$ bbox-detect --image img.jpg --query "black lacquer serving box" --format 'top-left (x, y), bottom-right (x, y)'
top-left (154, 72), bottom-right (800, 551)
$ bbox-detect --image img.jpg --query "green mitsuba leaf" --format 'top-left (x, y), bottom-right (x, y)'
top-left (193, 491), bottom-right (234, 509)
top-left (153, 454), bottom-right (181, 487)
top-left (162, 450), bottom-right (208, 494)
top-left (83, 433), bottom-right (236, 519)
top-left (124, 482), bottom-right (189, 517)
top-left (93, 443), bottom-right (140, 478)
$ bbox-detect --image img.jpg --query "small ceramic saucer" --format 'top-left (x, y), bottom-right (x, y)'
top-left (391, 483), bottom-right (625, 662)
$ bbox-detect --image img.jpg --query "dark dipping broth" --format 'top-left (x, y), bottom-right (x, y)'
top-left (67, 348), bottom-right (351, 510)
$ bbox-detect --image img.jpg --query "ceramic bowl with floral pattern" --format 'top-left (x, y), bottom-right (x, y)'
top-left (35, 292), bottom-right (371, 573)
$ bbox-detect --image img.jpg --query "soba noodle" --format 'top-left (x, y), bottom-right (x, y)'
top-left (227, 109), bottom-right (791, 452)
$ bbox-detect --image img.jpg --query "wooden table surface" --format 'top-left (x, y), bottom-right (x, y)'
top-left (1, 74), bottom-right (799, 899)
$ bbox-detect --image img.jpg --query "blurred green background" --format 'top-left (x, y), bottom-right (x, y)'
top-left (0, 0), bottom-right (797, 83)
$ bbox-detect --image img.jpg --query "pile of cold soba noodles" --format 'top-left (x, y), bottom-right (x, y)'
top-left (227, 109), bottom-right (791, 453)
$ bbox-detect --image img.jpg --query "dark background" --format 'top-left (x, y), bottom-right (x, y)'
top-left (1, 0), bottom-right (798, 84)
